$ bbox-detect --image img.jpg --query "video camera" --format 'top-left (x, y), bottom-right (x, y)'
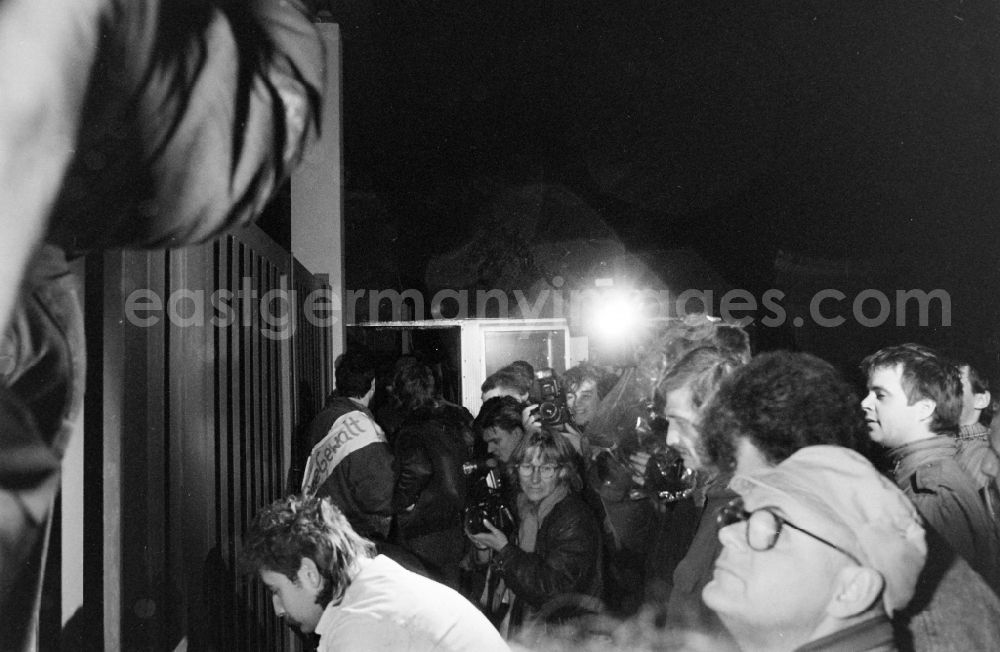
top-left (532, 367), bottom-right (568, 426)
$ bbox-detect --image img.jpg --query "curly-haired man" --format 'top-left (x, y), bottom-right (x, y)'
top-left (703, 350), bottom-right (871, 473)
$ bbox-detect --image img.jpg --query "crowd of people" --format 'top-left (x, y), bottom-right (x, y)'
top-left (243, 318), bottom-right (1000, 652)
top-left (5, 2), bottom-right (997, 650)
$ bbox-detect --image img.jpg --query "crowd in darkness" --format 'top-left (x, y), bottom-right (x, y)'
top-left (244, 314), bottom-right (1000, 652)
top-left (8, 2), bottom-right (999, 650)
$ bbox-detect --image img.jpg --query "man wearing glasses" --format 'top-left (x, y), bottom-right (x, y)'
top-left (703, 446), bottom-right (927, 652)
top-left (702, 349), bottom-right (1000, 651)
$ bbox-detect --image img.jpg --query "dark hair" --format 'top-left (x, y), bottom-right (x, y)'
top-left (507, 361), bottom-right (535, 385)
top-left (949, 358), bottom-right (994, 424)
top-left (860, 343), bottom-right (961, 434)
top-left (704, 351), bottom-right (871, 471)
top-left (474, 395), bottom-right (526, 435)
top-left (335, 350), bottom-right (377, 399)
top-left (481, 368), bottom-right (531, 397)
top-left (658, 346), bottom-right (745, 415)
top-left (393, 362), bottom-right (437, 412)
top-left (241, 495), bottom-right (376, 608)
top-left (508, 429), bottom-right (583, 492)
top-left (967, 365), bottom-right (995, 424)
top-left (965, 363), bottom-right (992, 396)
top-left (562, 362), bottom-right (615, 400)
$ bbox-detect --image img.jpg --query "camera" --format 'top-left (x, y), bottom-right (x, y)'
top-left (641, 446), bottom-right (695, 502)
top-left (463, 469), bottom-right (515, 536)
top-left (594, 402), bottom-right (695, 503)
top-left (532, 368), bottom-right (568, 426)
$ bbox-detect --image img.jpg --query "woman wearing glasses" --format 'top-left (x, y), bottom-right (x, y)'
top-left (466, 429), bottom-right (603, 638)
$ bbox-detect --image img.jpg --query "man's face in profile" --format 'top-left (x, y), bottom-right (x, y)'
top-left (861, 364), bottom-right (926, 447)
top-left (482, 425), bottom-right (523, 464)
top-left (260, 562), bottom-right (325, 634)
top-left (702, 490), bottom-right (851, 643)
top-left (664, 385), bottom-right (708, 471)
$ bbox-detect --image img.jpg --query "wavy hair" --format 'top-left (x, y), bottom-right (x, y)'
top-left (474, 395), bottom-right (527, 435)
top-left (704, 351), bottom-right (871, 470)
top-left (241, 495), bottom-right (376, 607)
top-left (508, 429), bottom-right (583, 492)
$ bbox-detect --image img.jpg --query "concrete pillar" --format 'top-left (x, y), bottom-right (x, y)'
top-left (291, 22), bottom-right (345, 365)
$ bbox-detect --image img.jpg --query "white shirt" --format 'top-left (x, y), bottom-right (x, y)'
top-left (316, 555), bottom-right (509, 652)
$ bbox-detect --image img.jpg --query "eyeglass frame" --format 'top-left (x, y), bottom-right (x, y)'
top-left (516, 462), bottom-right (561, 480)
top-left (717, 496), bottom-right (862, 566)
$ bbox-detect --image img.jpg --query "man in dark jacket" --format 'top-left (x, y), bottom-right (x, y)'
top-left (391, 362), bottom-right (470, 589)
top-left (648, 346), bottom-right (744, 641)
top-left (860, 344), bottom-right (1000, 592)
top-left (303, 350), bottom-right (395, 540)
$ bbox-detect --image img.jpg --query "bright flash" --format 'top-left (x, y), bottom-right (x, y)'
top-left (588, 289), bottom-right (641, 342)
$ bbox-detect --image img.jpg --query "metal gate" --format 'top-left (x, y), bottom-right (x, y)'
top-left (77, 224), bottom-right (332, 651)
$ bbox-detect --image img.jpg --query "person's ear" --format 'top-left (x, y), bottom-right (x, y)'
top-left (827, 566), bottom-right (883, 619)
top-left (913, 398), bottom-right (936, 423)
top-left (974, 390), bottom-right (991, 411)
top-left (297, 557), bottom-right (323, 590)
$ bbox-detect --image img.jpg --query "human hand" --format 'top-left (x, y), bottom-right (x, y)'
top-left (628, 451), bottom-right (651, 486)
top-left (521, 404), bottom-right (543, 435)
top-left (466, 519), bottom-right (509, 552)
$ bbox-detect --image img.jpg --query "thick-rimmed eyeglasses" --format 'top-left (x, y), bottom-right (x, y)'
top-left (717, 497), bottom-right (862, 565)
top-left (517, 463), bottom-right (560, 480)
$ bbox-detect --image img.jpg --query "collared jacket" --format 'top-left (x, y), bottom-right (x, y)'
top-left (889, 435), bottom-right (1000, 592)
top-left (895, 526), bottom-right (1000, 652)
top-left (495, 492), bottom-right (603, 625)
top-left (392, 404), bottom-right (470, 539)
top-left (953, 435), bottom-right (1000, 522)
top-left (795, 614), bottom-right (896, 652)
top-left (665, 471), bottom-right (736, 639)
top-left (305, 397), bottom-right (394, 539)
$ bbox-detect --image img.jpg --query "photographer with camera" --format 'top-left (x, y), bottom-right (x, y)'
top-left (564, 363), bottom-right (617, 432)
top-left (460, 397), bottom-right (524, 609)
top-left (466, 397), bottom-right (521, 543)
top-left (466, 429), bottom-right (603, 640)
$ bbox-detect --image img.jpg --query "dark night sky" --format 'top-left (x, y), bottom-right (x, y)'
top-left (325, 0), bottom-right (1000, 366)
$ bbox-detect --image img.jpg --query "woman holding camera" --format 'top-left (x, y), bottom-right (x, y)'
top-left (468, 429), bottom-right (603, 638)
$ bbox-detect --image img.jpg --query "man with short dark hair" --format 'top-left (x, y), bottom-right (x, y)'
top-left (861, 343), bottom-right (1000, 590)
top-left (481, 367), bottom-right (531, 403)
top-left (956, 361), bottom-right (993, 441)
top-left (243, 495), bottom-right (507, 652)
top-left (948, 357), bottom-right (1000, 522)
top-left (302, 350), bottom-right (394, 539)
top-left (474, 396), bottom-right (528, 468)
